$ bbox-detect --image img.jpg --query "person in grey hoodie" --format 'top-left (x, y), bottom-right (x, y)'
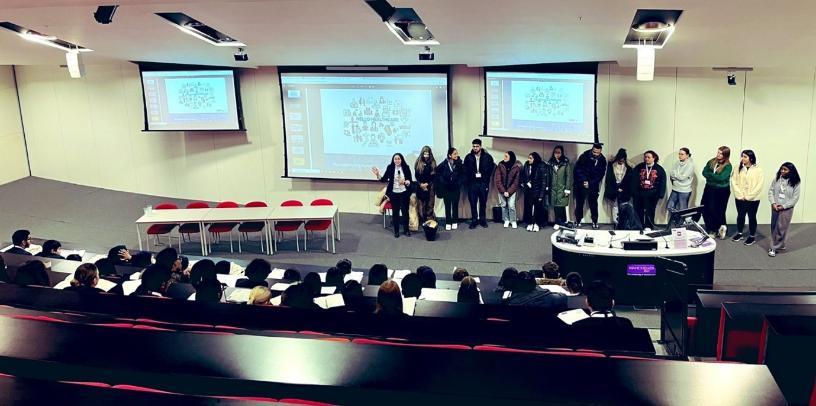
top-left (667, 148), bottom-right (695, 214)
top-left (767, 162), bottom-right (801, 257)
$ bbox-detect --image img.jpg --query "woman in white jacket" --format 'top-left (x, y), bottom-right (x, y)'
top-left (767, 162), bottom-right (801, 257)
top-left (730, 150), bottom-right (764, 246)
top-left (668, 148), bottom-right (695, 214)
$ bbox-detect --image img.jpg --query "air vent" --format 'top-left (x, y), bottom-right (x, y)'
top-left (156, 12), bottom-right (245, 47)
top-left (622, 9), bottom-right (682, 49)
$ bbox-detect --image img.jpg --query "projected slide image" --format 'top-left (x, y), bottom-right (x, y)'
top-left (320, 89), bottom-right (433, 156)
top-left (511, 81), bottom-right (583, 123)
top-left (165, 77), bottom-right (229, 114)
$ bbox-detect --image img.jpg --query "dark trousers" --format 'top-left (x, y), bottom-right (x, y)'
top-left (468, 183), bottom-right (489, 223)
top-left (522, 194), bottom-right (547, 226)
top-left (735, 199), bottom-right (760, 236)
top-left (574, 187), bottom-right (600, 224)
top-left (553, 206), bottom-right (567, 225)
top-left (389, 192), bottom-right (410, 233)
top-left (702, 185), bottom-right (730, 233)
top-left (441, 189), bottom-right (460, 224)
top-left (633, 194), bottom-right (660, 229)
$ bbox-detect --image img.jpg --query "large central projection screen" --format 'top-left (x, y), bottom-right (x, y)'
top-left (280, 72), bottom-right (449, 181)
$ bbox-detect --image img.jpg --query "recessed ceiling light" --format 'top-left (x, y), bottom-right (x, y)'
top-left (632, 21), bottom-right (673, 34)
top-left (0, 22), bottom-right (93, 52)
top-left (157, 13), bottom-right (246, 47)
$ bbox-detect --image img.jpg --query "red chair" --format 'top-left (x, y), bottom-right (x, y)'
top-left (809, 377), bottom-right (816, 406)
top-left (210, 396), bottom-right (277, 402)
top-left (208, 201), bottom-right (240, 253)
top-left (279, 399), bottom-right (336, 406)
top-left (474, 345), bottom-right (606, 358)
top-left (352, 338), bottom-right (470, 350)
top-left (382, 201), bottom-right (392, 229)
top-left (238, 201), bottom-right (268, 254)
top-left (178, 202), bottom-right (209, 252)
top-left (61, 381), bottom-right (112, 388)
top-left (145, 203), bottom-right (179, 249)
top-left (274, 200), bottom-right (304, 252)
top-left (112, 384), bottom-right (176, 394)
top-left (304, 199), bottom-right (334, 252)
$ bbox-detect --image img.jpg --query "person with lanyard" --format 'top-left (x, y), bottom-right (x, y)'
top-left (603, 148), bottom-right (633, 228)
top-left (730, 149), bottom-right (765, 246)
top-left (463, 138), bottom-right (495, 229)
top-left (372, 153), bottom-right (413, 238)
top-left (548, 145), bottom-right (572, 227)
top-left (631, 150), bottom-right (666, 230)
top-left (701, 146), bottom-right (732, 239)
top-left (767, 162), bottom-right (801, 257)
top-left (573, 143), bottom-right (606, 229)
top-left (436, 147), bottom-right (464, 230)
top-left (493, 150), bottom-right (521, 228)
top-left (413, 146), bottom-right (437, 224)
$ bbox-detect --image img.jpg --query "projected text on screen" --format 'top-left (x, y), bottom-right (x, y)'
top-left (142, 70), bottom-right (241, 131)
top-left (281, 73), bottom-right (449, 181)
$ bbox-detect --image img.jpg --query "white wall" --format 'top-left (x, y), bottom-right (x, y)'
top-left (0, 66), bottom-right (29, 186)
top-left (14, 63), bottom-right (816, 223)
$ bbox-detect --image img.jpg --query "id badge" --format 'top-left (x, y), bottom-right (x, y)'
top-left (476, 172), bottom-right (482, 178)
top-left (779, 193), bottom-right (785, 199)
top-left (644, 180), bottom-right (651, 186)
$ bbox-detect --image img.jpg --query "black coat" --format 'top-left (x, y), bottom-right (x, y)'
top-left (379, 163), bottom-right (413, 199)
top-left (235, 279), bottom-right (269, 289)
top-left (520, 162), bottom-right (553, 202)
top-left (64, 285), bottom-right (104, 294)
top-left (571, 314), bottom-right (635, 329)
top-left (604, 161), bottom-right (634, 201)
top-left (631, 162), bottom-right (667, 199)
top-left (6, 247), bottom-right (31, 256)
top-left (463, 151), bottom-right (495, 185)
top-left (505, 289), bottom-right (568, 312)
top-left (36, 252), bottom-right (65, 260)
top-left (573, 149), bottom-right (607, 190)
top-left (414, 162), bottom-right (435, 200)
top-left (435, 158), bottom-right (464, 194)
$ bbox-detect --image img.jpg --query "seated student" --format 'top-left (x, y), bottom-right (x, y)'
top-left (215, 260), bottom-right (231, 275)
top-left (189, 259), bottom-right (217, 288)
top-left (571, 280), bottom-right (634, 329)
top-left (130, 251), bottom-right (152, 268)
top-left (565, 272), bottom-right (584, 296)
top-left (400, 273), bottom-right (422, 299)
top-left (236, 258), bottom-right (271, 289)
top-left (247, 286), bottom-right (272, 305)
top-left (8, 230), bottom-right (33, 256)
top-left (497, 267), bottom-right (519, 291)
top-left (155, 248), bottom-right (182, 280)
top-left (282, 268), bottom-right (301, 282)
top-left (107, 245), bottom-right (132, 266)
top-left (302, 272), bottom-right (322, 298)
top-left (131, 264), bottom-right (172, 297)
top-left (178, 255), bottom-right (190, 280)
top-left (536, 261), bottom-right (564, 286)
top-left (36, 240), bottom-right (64, 260)
top-left (65, 254), bottom-right (83, 262)
top-left (336, 258), bottom-right (353, 275)
top-left (14, 260), bottom-right (50, 287)
top-left (325, 266), bottom-right (345, 289)
top-left (64, 263), bottom-right (103, 294)
top-left (374, 280), bottom-right (404, 316)
top-left (0, 256), bottom-right (9, 283)
top-left (457, 276), bottom-right (480, 304)
top-left (341, 280), bottom-right (369, 313)
top-left (417, 265), bottom-right (436, 288)
top-left (504, 271), bottom-right (567, 311)
top-left (367, 263), bottom-right (388, 286)
top-left (281, 284), bottom-right (319, 310)
top-left (195, 278), bottom-right (223, 303)
top-left (452, 267), bottom-right (469, 282)
top-left (94, 258), bottom-right (117, 277)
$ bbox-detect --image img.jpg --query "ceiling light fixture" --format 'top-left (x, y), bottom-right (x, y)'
top-left (17, 30), bottom-right (93, 52)
top-left (157, 13), bottom-right (246, 47)
top-left (175, 24), bottom-right (245, 47)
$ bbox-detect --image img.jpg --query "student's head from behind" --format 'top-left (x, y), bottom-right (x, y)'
top-left (400, 273), bottom-right (422, 298)
top-left (325, 266), bottom-right (344, 288)
top-left (189, 259), bottom-right (216, 287)
top-left (586, 280), bottom-right (615, 312)
top-left (195, 279), bottom-right (223, 303)
top-left (179, 255), bottom-right (190, 272)
top-left (281, 284), bottom-right (314, 309)
top-left (245, 258), bottom-right (272, 282)
top-left (155, 247), bottom-right (180, 272)
top-left (12, 229), bottom-right (31, 248)
top-left (41, 240), bottom-right (62, 256)
top-left (368, 264), bottom-right (388, 286)
top-left (107, 245), bottom-right (129, 262)
top-left (565, 272), bottom-right (584, 295)
top-left (416, 265), bottom-right (436, 288)
top-left (341, 280), bottom-right (364, 310)
top-left (336, 258), bottom-right (352, 275)
top-left (452, 267), bottom-right (469, 282)
top-left (141, 264), bottom-right (172, 294)
top-left (94, 258), bottom-right (117, 276)
top-left (302, 272), bottom-right (322, 297)
top-left (15, 260), bottom-right (49, 287)
top-left (215, 261), bottom-right (231, 275)
top-left (65, 254), bottom-right (82, 261)
top-left (70, 263), bottom-right (99, 288)
top-left (375, 280), bottom-right (403, 315)
top-left (498, 267), bottom-right (519, 290)
top-left (248, 286), bottom-right (272, 305)
top-left (283, 268), bottom-right (301, 282)
top-left (541, 261), bottom-right (560, 279)
top-left (512, 271), bottom-right (537, 294)
top-left (457, 276), bottom-right (479, 304)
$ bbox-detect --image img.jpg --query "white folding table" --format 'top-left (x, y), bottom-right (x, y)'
top-left (200, 207), bottom-right (276, 255)
top-left (135, 208), bottom-right (213, 256)
top-left (269, 205), bottom-right (340, 254)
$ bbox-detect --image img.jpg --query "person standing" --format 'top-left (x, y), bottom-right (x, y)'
top-left (548, 145), bottom-right (572, 226)
top-left (521, 152), bottom-right (552, 232)
top-left (494, 151), bottom-right (521, 228)
top-left (668, 148), bottom-right (695, 215)
top-left (414, 146), bottom-right (437, 224)
top-left (464, 138), bottom-right (495, 229)
top-left (603, 148), bottom-right (633, 227)
top-left (372, 153), bottom-right (413, 238)
top-left (436, 147), bottom-right (464, 231)
top-left (631, 150), bottom-right (667, 229)
top-left (573, 143), bottom-right (606, 229)
top-left (701, 146), bottom-right (732, 239)
top-left (730, 150), bottom-right (765, 246)
top-left (767, 162), bottom-right (801, 257)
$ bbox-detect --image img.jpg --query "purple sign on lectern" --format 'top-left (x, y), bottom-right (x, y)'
top-left (627, 264), bottom-right (657, 277)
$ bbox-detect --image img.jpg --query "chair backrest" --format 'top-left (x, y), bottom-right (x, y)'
top-left (245, 201), bottom-right (268, 208)
top-left (186, 202), bottom-right (209, 209)
top-left (215, 201), bottom-right (239, 209)
top-left (281, 200), bottom-right (304, 207)
top-left (154, 203), bottom-right (178, 210)
top-left (310, 199), bottom-right (333, 206)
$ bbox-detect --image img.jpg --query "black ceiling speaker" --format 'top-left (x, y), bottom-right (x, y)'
top-left (94, 5), bottom-right (119, 24)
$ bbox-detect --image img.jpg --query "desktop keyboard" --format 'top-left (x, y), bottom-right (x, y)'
top-left (645, 230), bottom-right (672, 238)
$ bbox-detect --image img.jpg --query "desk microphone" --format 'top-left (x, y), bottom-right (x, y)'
top-left (553, 224), bottom-right (577, 232)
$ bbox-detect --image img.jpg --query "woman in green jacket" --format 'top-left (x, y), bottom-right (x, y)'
top-left (548, 145), bottom-right (572, 226)
top-left (701, 146), bottom-right (732, 239)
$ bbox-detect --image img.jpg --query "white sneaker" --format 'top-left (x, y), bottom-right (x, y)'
top-left (445, 224), bottom-right (451, 231)
top-left (526, 225), bottom-right (533, 232)
top-left (533, 224), bottom-right (540, 232)
top-left (768, 249), bottom-right (776, 257)
top-left (718, 225), bottom-right (727, 240)
top-left (511, 221), bottom-right (517, 229)
top-left (503, 221), bottom-right (510, 228)
top-left (452, 223), bottom-right (458, 230)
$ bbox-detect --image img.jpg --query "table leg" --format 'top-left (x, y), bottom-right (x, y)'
top-left (331, 220), bottom-right (336, 254)
top-left (266, 220), bottom-right (274, 255)
top-left (335, 211), bottom-right (341, 241)
top-left (136, 224), bottom-right (143, 251)
top-left (200, 222), bottom-right (207, 256)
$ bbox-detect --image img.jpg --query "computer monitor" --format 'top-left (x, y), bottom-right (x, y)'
top-left (668, 205), bottom-right (704, 226)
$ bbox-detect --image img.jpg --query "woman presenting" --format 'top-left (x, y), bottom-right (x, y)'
top-left (372, 153), bottom-right (413, 238)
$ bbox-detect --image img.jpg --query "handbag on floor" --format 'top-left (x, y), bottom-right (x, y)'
top-left (492, 206), bottom-right (503, 223)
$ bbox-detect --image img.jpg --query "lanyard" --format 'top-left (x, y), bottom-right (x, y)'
top-left (645, 165), bottom-right (652, 179)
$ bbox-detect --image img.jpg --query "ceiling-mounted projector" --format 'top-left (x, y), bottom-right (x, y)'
top-left (385, 8), bottom-right (439, 45)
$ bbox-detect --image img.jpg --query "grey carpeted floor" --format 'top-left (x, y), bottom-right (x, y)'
top-left (2, 177), bottom-right (815, 293)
